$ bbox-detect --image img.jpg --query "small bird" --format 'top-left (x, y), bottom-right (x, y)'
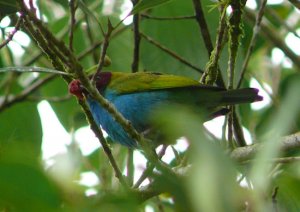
top-left (69, 72), bottom-right (262, 147)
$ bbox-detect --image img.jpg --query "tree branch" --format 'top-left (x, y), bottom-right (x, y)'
top-left (68, 0), bottom-right (77, 52)
top-left (0, 15), bottom-right (23, 49)
top-left (237, 0), bottom-right (268, 88)
top-left (231, 132), bottom-right (300, 162)
top-left (131, 0), bottom-right (141, 73)
top-left (0, 75), bottom-right (56, 112)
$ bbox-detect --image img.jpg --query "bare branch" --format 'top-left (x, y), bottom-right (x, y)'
top-left (0, 75), bottom-right (56, 112)
top-left (231, 132), bottom-right (300, 162)
top-left (69, 0), bottom-right (77, 52)
top-left (237, 0), bottom-right (268, 88)
top-left (131, 0), bottom-right (141, 73)
top-left (0, 15), bottom-right (23, 49)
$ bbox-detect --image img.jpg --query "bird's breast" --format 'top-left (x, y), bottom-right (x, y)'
top-left (86, 91), bottom-right (169, 147)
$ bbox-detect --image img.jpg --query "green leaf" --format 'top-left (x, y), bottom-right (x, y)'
top-left (131, 0), bottom-right (174, 14)
top-left (0, 102), bottom-right (42, 156)
top-left (274, 169), bottom-right (300, 211)
top-left (0, 162), bottom-right (61, 210)
top-left (0, 0), bottom-right (17, 18)
top-left (140, 0), bottom-right (211, 79)
top-left (105, 28), bottom-right (133, 71)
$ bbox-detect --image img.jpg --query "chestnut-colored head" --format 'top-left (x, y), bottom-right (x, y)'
top-left (69, 80), bottom-right (85, 100)
top-left (69, 72), bottom-right (113, 99)
top-left (94, 72), bottom-right (112, 91)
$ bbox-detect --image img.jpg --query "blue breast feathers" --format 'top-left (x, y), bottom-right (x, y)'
top-left (86, 91), bottom-right (169, 147)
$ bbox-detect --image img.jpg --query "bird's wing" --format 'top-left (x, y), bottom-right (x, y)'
top-left (107, 72), bottom-right (224, 94)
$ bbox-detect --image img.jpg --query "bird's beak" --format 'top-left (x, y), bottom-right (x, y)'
top-left (69, 80), bottom-right (87, 100)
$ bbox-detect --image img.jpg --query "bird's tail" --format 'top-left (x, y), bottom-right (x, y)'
top-left (219, 88), bottom-right (263, 105)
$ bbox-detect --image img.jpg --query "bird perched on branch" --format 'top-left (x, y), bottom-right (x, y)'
top-left (69, 72), bottom-right (262, 148)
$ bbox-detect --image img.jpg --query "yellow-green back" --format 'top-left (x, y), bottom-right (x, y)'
top-left (107, 72), bottom-right (210, 94)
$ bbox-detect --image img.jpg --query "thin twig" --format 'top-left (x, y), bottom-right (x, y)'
top-left (0, 75), bottom-right (56, 112)
top-left (191, 0), bottom-right (213, 55)
top-left (131, 0), bottom-right (141, 73)
top-left (92, 19), bottom-right (113, 82)
top-left (69, 0), bottom-right (77, 52)
top-left (126, 0), bottom-right (141, 186)
top-left (232, 108), bottom-right (247, 147)
top-left (127, 148), bottom-right (134, 186)
top-left (22, 15), bottom-right (66, 73)
top-left (140, 32), bottom-right (204, 73)
top-left (272, 187), bottom-right (279, 212)
top-left (228, 0), bottom-right (244, 89)
top-left (192, 0), bottom-right (226, 88)
top-left (22, 0), bottom-right (102, 67)
top-left (23, 12), bottom-right (70, 66)
top-left (0, 15), bottom-right (23, 49)
top-left (227, 107), bottom-right (234, 149)
top-left (21, 3), bottom-right (78, 69)
top-left (237, 0), bottom-right (268, 88)
top-left (133, 145), bottom-right (167, 188)
top-left (227, 0), bottom-right (245, 148)
top-left (77, 26), bottom-right (128, 61)
top-left (79, 99), bottom-right (129, 188)
top-left (200, 5), bottom-right (227, 85)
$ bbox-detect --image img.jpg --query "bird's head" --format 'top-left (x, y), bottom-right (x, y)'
top-left (69, 72), bottom-right (113, 99)
top-left (94, 72), bottom-right (112, 91)
top-left (69, 79), bottom-right (86, 100)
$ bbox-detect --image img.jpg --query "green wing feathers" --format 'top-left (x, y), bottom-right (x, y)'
top-left (106, 72), bottom-right (262, 105)
top-left (108, 72), bottom-right (223, 94)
